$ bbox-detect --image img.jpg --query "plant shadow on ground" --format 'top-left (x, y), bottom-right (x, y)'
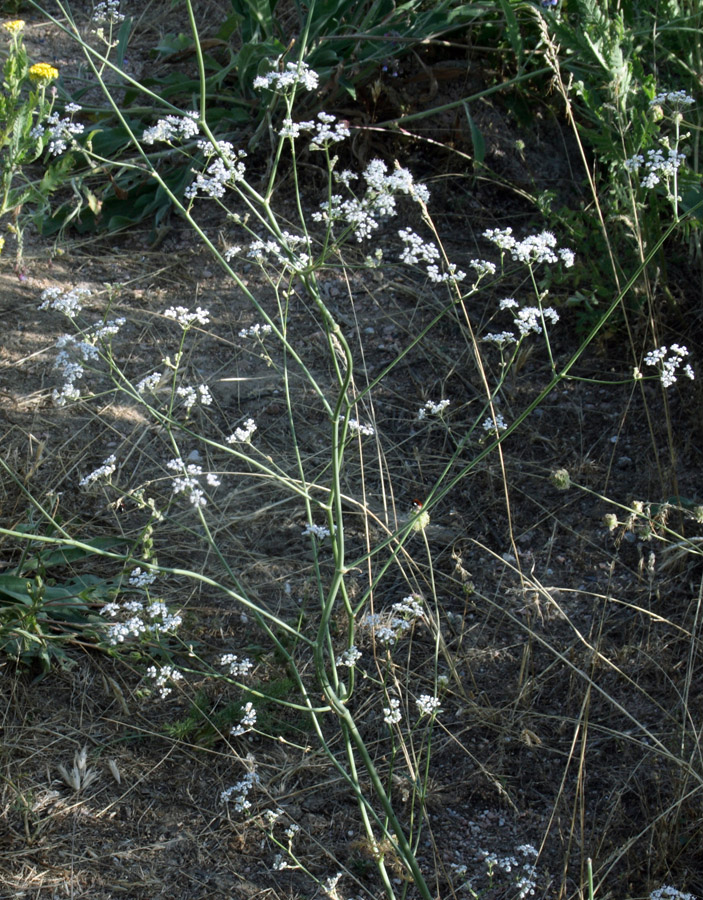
top-left (1, 2), bottom-right (703, 900)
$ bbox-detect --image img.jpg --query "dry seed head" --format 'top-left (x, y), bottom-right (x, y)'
top-left (58, 746), bottom-right (99, 793)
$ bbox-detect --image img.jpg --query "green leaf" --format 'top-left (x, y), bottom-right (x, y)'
top-left (462, 102), bottom-right (485, 168)
top-left (116, 16), bottom-right (133, 69)
top-left (0, 574), bottom-right (33, 604)
top-left (39, 153), bottom-right (77, 194)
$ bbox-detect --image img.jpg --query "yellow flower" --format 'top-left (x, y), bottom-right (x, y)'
top-left (29, 62), bottom-right (59, 84)
top-left (2, 20), bottom-right (25, 34)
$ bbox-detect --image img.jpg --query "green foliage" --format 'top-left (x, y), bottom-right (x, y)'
top-left (0, 22), bottom-right (85, 265)
top-left (0, 530), bottom-right (122, 673)
top-left (28, 0), bottom-right (500, 237)
top-left (163, 689), bottom-right (247, 745)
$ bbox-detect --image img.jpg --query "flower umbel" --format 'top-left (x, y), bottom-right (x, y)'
top-left (29, 63), bottom-right (59, 84)
top-left (3, 20), bottom-right (25, 34)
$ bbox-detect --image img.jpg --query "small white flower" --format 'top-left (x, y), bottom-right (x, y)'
top-left (342, 416), bottom-right (375, 436)
top-left (79, 454), bottom-right (117, 487)
top-left (470, 258), bottom-right (497, 277)
top-left (146, 664), bottom-right (183, 699)
top-left (426, 262), bottom-right (466, 284)
top-left (335, 645), bottom-right (361, 667)
top-left (164, 305), bottom-right (210, 328)
top-left (39, 285), bottom-right (91, 318)
top-left (383, 696), bottom-right (402, 725)
top-left (643, 344), bottom-right (694, 387)
top-left (416, 694), bottom-right (442, 717)
top-left (230, 701), bottom-right (257, 736)
top-left (308, 111), bottom-right (350, 149)
top-left (128, 567), bottom-right (157, 588)
top-left (398, 228), bottom-right (440, 265)
top-left (239, 322), bottom-right (272, 338)
top-left (142, 112), bottom-right (199, 145)
top-left (650, 91), bottom-right (695, 108)
top-left (284, 823), bottom-right (300, 841)
top-left (482, 413), bottom-right (507, 434)
top-left (221, 654), bottom-right (254, 677)
top-left (417, 398), bottom-right (450, 420)
top-left (226, 418), bottom-right (257, 443)
top-left (302, 523), bottom-right (331, 540)
top-left (253, 60), bottom-right (320, 93)
top-left (136, 371), bottom-right (164, 394)
top-left (483, 331), bottom-right (517, 346)
top-left (92, 0), bottom-right (125, 24)
top-left (220, 768), bottom-right (260, 812)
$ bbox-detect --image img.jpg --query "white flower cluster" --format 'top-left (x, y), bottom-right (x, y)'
top-left (335, 645), bottom-right (362, 667)
top-left (51, 332), bottom-right (98, 405)
top-left (479, 845), bottom-right (539, 900)
top-left (141, 112), bottom-right (199, 145)
top-left (135, 371), bottom-right (163, 394)
top-left (92, 317), bottom-right (126, 339)
top-left (313, 159), bottom-right (430, 242)
top-left (166, 456), bottom-right (221, 508)
top-left (221, 654), bottom-right (254, 677)
top-left (39, 285), bottom-right (91, 318)
top-left (343, 416), bottom-right (375, 436)
top-left (49, 317), bottom-right (125, 404)
top-left (163, 305), bottom-right (210, 328)
top-left (302, 523), bottom-right (332, 540)
top-left (484, 227), bottom-right (575, 268)
top-left (625, 145), bottom-right (687, 189)
top-left (176, 383), bottom-right (213, 413)
top-left (514, 305), bottom-right (559, 336)
top-left (650, 887), bottom-right (696, 900)
top-left (185, 141), bottom-right (247, 199)
top-left (224, 244), bottom-right (242, 261)
top-left (279, 111), bottom-right (350, 149)
top-left (383, 696), bottom-right (402, 725)
top-left (637, 344), bottom-right (695, 387)
top-left (34, 108), bottom-right (85, 156)
top-left (284, 823), bottom-right (300, 841)
top-left (247, 231), bottom-right (311, 274)
top-left (100, 595), bottom-right (182, 645)
top-left (361, 595), bottom-right (424, 644)
top-left (239, 323), bottom-right (272, 339)
top-left (79, 454), bottom-right (117, 487)
top-left (471, 258), bottom-right (497, 278)
top-left (398, 228), bottom-right (439, 264)
top-left (417, 398), bottom-right (450, 420)
top-left (230, 701), bottom-right (257, 736)
top-left (427, 262), bottom-right (467, 284)
top-left (416, 694), bottom-right (442, 717)
top-left (322, 872), bottom-right (344, 900)
top-left (650, 91), bottom-right (695, 108)
top-left (146, 664), bottom-right (183, 699)
top-left (309, 111), bottom-right (351, 149)
top-left (128, 566), bottom-right (157, 587)
top-left (483, 331), bottom-right (517, 347)
top-left (253, 60), bottom-right (319, 93)
top-left (92, 0), bottom-right (126, 25)
top-left (482, 413), bottom-right (507, 434)
top-left (226, 418), bottom-right (257, 443)
top-left (220, 767), bottom-right (260, 812)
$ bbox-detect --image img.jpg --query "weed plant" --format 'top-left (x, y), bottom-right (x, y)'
top-left (1, 1), bottom-right (703, 899)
